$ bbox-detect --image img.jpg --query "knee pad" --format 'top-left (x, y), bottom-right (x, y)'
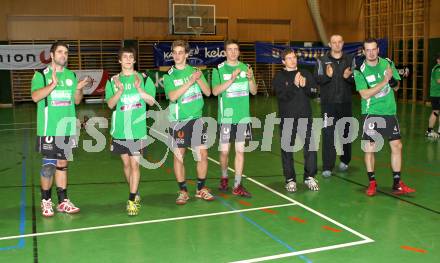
top-left (41, 158), bottom-right (57, 178)
top-left (433, 111), bottom-right (439, 117)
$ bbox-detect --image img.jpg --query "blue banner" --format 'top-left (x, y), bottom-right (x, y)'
top-left (153, 42), bottom-right (226, 67)
top-left (255, 39), bottom-right (388, 65)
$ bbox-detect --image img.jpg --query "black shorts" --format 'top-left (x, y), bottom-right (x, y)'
top-left (361, 115), bottom-right (401, 142)
top-left (431, 97), bottom-right (440, 110)
top-left (218, 123), bottom-right (253, 144)
top-left (35, 136), bottom-right (77, 160)
top-left (168, 118), bottom-right (207, 148)
top-left (110, 139), bottom-right (147, 156)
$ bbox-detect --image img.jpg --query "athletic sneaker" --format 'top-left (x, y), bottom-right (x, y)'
top-left (366, 180), bottom-right (377, 196)
top-left (392, 181), bottom-right (416, 195)
top-left (41, 199), bottom-right (54, 217)
top-left (232, 184), bottom-right (252, 198)
top-left (176, 190), bottom-right (190, 205)
top-left (425, 130), bottom-right (440, 138)
top-left (304, 177), bottom-right (319, 191)
top-left (195, 187), bottom-right (215, 201)
top-left (57, 199), bottom-right (80, 214)
top-left (285, 181), bottom-right (297, 192)
top-left (339, 162), bottom-right (349, 172)
top-left (134, 193), bottom-right (141, 209)
top-left (218, 178), bottom-right (229, 192)
top-left (126, 200), bottom-right (139, 216)
top-left (322, 170), bottom-right (332, 178)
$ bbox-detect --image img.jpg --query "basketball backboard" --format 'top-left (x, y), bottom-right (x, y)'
top-left (172, 4), bottom-right (216, 35)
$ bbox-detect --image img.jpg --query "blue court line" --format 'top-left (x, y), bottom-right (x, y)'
top-left (0, 132), bottom-right (27, 251)
top-left (217, 197), bottom-right (312, 263)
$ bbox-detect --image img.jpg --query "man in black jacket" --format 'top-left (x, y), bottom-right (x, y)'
top-left (272, 48), bottom-right (319, 193)
top-left (314, 34), bottom-right (355, 177)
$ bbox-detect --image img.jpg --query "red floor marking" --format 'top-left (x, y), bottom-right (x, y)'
top-left (401, 246), bottom-right (427, 253)
top-left (218, 193), bottom-right (230, 199)
top-left (288, 216), bottom-right (306, 223)
top-left (322, 226), bottom-right (342, 232)
top-left (237, 200), bottom-right (252, 206)
top-left (407, 167), bottom-right (440, 177)
top-left (261, 208), bottom-right (278, 215)
top-left (165, 168), bottom-right (172, 174)
top-left (352, 156), bottom-right (362, 161)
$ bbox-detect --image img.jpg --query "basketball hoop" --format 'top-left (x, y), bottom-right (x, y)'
top-left (191, 26), bottom-right (204, 37)
top-left (172, 4), bottom-right (216, 35)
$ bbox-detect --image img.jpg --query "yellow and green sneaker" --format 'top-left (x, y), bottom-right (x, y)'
top-left (126, 200), bottom-right (139, 216)
top-left (134, 194), bottom-right (141, 209)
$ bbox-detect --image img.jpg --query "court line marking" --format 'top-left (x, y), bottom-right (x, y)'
top-left (217, 197), bottom-right (312, 263)
top-left (0, 203), bottom-right (296, 241)
top-left (230, 239), bottom-right (372, 263)
top-left (0, 127), bottom-right (36, 132)
top-left (0, 124), bottom-right (374, 260)
top-left (148, 127), bottom-right (374, 243)
top-left (0, 132), bottom-right (27, 251)
top-left (0, 122), bottom-right (36, 126)
top-left (148, 127), bottom-right (374, 262)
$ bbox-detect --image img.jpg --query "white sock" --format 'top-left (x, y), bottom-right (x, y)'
top-left (221, 169), bottom-right (228, 178)
top-left (234, 174), bottom-right (242, 188)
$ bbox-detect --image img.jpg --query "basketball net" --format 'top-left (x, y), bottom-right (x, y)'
top-left (191, 26), bottom-right (204, 37)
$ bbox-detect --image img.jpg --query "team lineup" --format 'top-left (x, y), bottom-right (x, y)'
top-left (31, 35), bottom-right (440, 217)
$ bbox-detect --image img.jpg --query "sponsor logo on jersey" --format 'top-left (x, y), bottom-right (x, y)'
top-left (65, 79), bottom-right (73, 86)
top-left (366, 75), bottom-right (376, 83)
top-left (173, 79), bottom-right (184, 86)
top-left (120, 103), bottom-right (142, 111)
top-left (223, 74), bottom-right (232, 80)
top-left (121, 94), bottom-right (141, 105)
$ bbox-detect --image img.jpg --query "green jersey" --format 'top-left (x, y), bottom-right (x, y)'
top-left (31, 66), bottom-right (78, 136)
top-left (164, 65), bottom-right (206, 122)
top-left (354, 57), bottom-right (401, 115)
top-left (211, 61), bottom-right (254, 124)
top-left (105, 72), bottom-right (156, 139)
top-left (430, 64), bottom-right (440, 97)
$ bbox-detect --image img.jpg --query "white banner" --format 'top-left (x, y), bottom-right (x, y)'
top-left (72, 69), bottom-right (108, 95)
top-left (0, 45), bottom-right (51, 70)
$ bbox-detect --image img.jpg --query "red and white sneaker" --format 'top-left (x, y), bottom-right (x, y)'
top-left (57, 199), bottom-right (80, 214)
top-left (41, 199), bottom-right (54, 217)
top-left (392, 181), bottom-right (416, 195)
top-left (218, 178), bottom-right (229, 192)
top-left (176, 191), bottom-right (190, 205)
top-left (366, 180), bottom-right (377, 196)
top-left (195, 187), bottom-right (215, 201)
top-left (232, 184), bottom-right (252, 198)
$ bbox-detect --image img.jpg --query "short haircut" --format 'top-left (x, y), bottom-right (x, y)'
top-left (118, 46), bottom-right (136, 60)
top-left (50, 41), bottom-right (69, 54)
top-left (281, 48), bottom-right (296, 60)
top-left (171, 40), bottom-right (190, 53)
top-left (224, 39), bottom-right (239, 49)
top-left (363, 38), bottom-right (378, 49)
top-left (329, 34), bottom-right (343, 42)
